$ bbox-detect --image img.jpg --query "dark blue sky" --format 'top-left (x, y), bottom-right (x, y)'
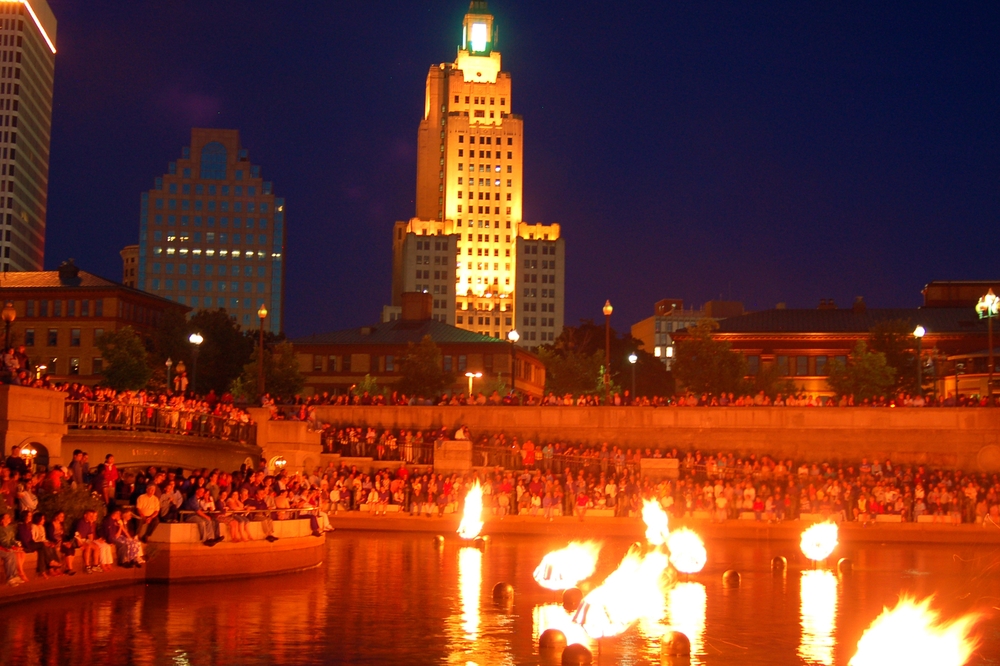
top-left (45, 1), bottom-right (1000, 337)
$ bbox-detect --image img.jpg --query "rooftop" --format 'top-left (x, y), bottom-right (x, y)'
top-left (711, 307), bottom-right (987, 335)
top-left (293, 319), bottom-right (511, 346)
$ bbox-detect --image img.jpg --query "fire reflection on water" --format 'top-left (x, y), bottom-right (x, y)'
top-left (799, 570), bottom-right (838, 666)
top-left (667, 581), bottom-right (707, 663)
top-left (533, 603), bottom-right (593, 648)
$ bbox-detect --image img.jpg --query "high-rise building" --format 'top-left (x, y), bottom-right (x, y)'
top-left (136, 128), bottom-right (285, 333)
top-left (391, 1), bottom-right (564, 346)
top-left (0, 0), bottom-right (56, 272)
top-left (119, 244), bottom-right (138, 288)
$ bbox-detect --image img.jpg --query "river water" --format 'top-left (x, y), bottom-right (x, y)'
top-left (1, 533), bottom-right (999, 665)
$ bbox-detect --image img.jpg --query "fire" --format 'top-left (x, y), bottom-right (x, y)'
top-left (641, 499), bottom-right (670, 546)
top-left (533, 604), bottom-right (593, 648)
top-left (457, 480), bottom-right (484, 539)
top-left (800, 522), bottom-right (838, 562)
top-left (666, 528), bottom-right (707, 574)
top-left (572, 543), bottom-right (670, 639)
top-left (849, 597), bottom-right (981, 666)
top-left (533, 541), bottom-right (602, 591)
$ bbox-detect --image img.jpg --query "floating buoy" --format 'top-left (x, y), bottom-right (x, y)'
top-left (473, 536), bottom-right (487, 551)
top-left (562, 587), bottom-right (584, 613)
top-left (492, 582), bottom-right (514, 602)
top-left (837, 557), bottom-right (853, 575)
top-left (539, 628), bottom-right (568, 652)
top-left (771, 556), bottom-right (787, 573)
top-left (722, 570), bottom-right (741, 587)
top-left (660, 630), bottom-right (691, 656)
top-left (561, 643), bottom-right (593, 665)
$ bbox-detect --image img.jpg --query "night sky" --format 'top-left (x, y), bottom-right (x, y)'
top-left (44, 1), bottom-right (1000, 337)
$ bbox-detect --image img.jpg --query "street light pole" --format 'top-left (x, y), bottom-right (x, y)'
top-left (2, 301), bottom-right (15, 350)
top-left (465, 371), bottom-right (482, 397)
top-left (257, 304), bottom-right (268, 402)
top-left (189, 333), bottom-right (204, 397)
top-left (507, 329), bottom-right (520, 399)
top-left (976, 290), bottom-right (998, 402)
top-left (913, 325), bottom-right (925, 397)
top-left (603, 300), bottom-right (613, 405)
top-left (628, 352), bottom-right (637, 402)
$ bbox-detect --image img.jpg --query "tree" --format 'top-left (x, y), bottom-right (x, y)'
top-left (672, 319), bottom-right (748, 395)
top-left (351, 374), bottom-right (381, 398)
top-left (97, 327), bottom-right (152, 390)
top-left (538, 346), bottom-right (603, 395)
top-left (233, 341), bottom-right (305, 402)
top-left (396, 335), bottom-right (454, 397)
top-left (825, 340), bottom-right (896, 401)
top-left (190, 309), bottom-right (255, 395)
top-left (867, 319), bottom-right (917, 394)
top-left (751, 361), bottom-right (797, 399)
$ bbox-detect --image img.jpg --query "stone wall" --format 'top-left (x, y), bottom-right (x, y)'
top-left (313, 405), bottom-right (1000, 472)
top-left (62, 431), bottom-right (260, 473)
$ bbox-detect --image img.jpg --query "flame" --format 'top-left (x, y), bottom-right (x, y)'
top-left (642, 499), bottom-right (670, 546)
top-left (798, 570), bottom-right (838, 665)
top-left (533, 541), bottom-right (602, 591)
top-left (849, 597), bottom-right (981, 666)
top-left (572, 544), bottom-right (670, 639)
top-left (800, 522), bottom-right (838, 562)
top-left (533, 604), bottom-right (593, 648)
top-left (458, 546), bottom-right (482, 641)
top-left (457, 480), bottom-right (484, 539)
top-left (666, 528), bottom-right (707, 574)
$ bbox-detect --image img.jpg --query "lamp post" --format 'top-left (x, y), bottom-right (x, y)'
top-left (257, 304), bottom-right (268, 401)
top-left (465, 371), bottom-right (482, 397)
top-left (165, 358), bottom-right (173, 395)
top-left (188, 333), bottom-right (203, 396)
top-left (976, 289), bottom-right (999, 401)
top-left (603, 300), bottom-right (613, 405)
top-left (628, 352), bottom-right (638, 402)
top-left (2, 301), bottom-right (15, 349)
top-left (507, 329), bottom-right (519, 397)
top-left (913, 325), bottom-right (925, 397)
top-left (175, 360), bottom-right (186, 394)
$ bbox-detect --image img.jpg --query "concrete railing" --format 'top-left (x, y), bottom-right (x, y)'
top-left (313, 405), bottom-right (1000, 472)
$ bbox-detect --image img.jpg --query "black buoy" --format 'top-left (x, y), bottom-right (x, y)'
top-left (771, 556), bottom-right (787, 573)
top-left (473, 536), bottom-right (487, 551)
top-left (722, 570), bottom-right (741, 587)
top-left (561, 643), bottom-right (593, 665)
top-left (660, 630), bottom-right (691, 656)
top-left (492, 582), bottom-right (514, 602)
top-left (837, 557), bottom-right (853, 575)
top-left (539, 628), bottom-right (568, 652)
top-left (562, 587), bottom-right (584, 613)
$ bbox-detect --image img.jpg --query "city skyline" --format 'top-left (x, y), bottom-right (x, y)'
top-left (39, 1), bottom-right (1000, 337)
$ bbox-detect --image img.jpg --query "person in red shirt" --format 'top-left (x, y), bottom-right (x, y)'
top-left (102, 454), bottom-right (119, 504)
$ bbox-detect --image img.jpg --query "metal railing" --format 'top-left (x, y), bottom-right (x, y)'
top-left (471, 445), bottom-right (640, 477)
top-left (320, 434), bottom-right (435, 465)
top-left (64, 400), bottom-right (256, 445)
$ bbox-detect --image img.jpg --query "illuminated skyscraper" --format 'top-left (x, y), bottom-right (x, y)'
top-left (136, 129), bottom-right (285, 333)
top-left (391, 1), bottom-right (564, 346)
top-left (0, 0), bottom-right (56, 272)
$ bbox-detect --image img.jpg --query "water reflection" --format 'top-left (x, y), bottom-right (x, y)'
top-left (667, 581), bottom-right (707, 663)
top-left (799, 570), bottom-right (838, 665)
top-left (458, 546), bottom-right (482, 641)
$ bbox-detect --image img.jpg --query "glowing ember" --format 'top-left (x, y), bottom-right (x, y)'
top-left (800, 523), bottom-right (838, 562)
top-left (666, 528), bottom-right (707, 574)
top-left (457, 480), bottom-right (484, 540)
top-left (850, 597), bottom-right (981, 666)
top-left (572, 543), bottom-right (670, 639)
top-left (533, 541), bottom-right (602, 591)
top-left (641, 499), bottom-right (670, 546)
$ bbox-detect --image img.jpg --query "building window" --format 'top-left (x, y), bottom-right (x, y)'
top-left (70, 329), bottom-right (81, 347)
top-left (94, 329), bottom-right (104, 345)
top-left (53, 300), bottom-right (62, 317)
top-left (92, 357), bottom-right (103, 374)
top-left (776, 356), bottom-right (789, 376)
top-left (746, 355), bottom-right (760, 375)
top-left (796, 356), bottom-right (808, 376)
top-left (816, 356), bottom-right (828, 376)
top-left (385, 355), bottom-right (394, 372)
top-left (81, 300), bottom-right (89, 316)
top-left (443, 356), bottom-right (453, 372)
top-left (47, 329), bottom-right (57, 346)
top-left (313, 355), bottom-right (323, 372)
top-left (458, 355), bottom-right (467, 371)
top-left (69, 358), bottom-right (80, 376)
top-left (327, 355), bottom-right (338, 372)
top-left (200, 141), bottom-right (227, 179)
top-left (343, 355), bottom-right (351, 372)
top-left (26, 300), bottom-right (34, 317)
top-left (23, 329), bottom-right (33, 347)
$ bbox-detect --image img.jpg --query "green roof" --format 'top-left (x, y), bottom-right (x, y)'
top-left (292, 319), bottom-right (509, 346)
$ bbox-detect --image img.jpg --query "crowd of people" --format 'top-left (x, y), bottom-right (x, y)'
top-left (0, 448), bottom-right (334, 588)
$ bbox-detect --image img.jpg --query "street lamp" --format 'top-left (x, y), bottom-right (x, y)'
top-left (976, 289), bottom-right (999, 400)
top-left (189, 333), bottom-right (204, 396)
top-left (165, 358), bottom-right (173, 394)
top-left (603, 300), bottom-right (613, 405)
top-left (913, 325), bottom-right (925, 397)
top-left (257, 304), bottom-right (268, 401)
top-left (507, 329), bottom-right (519, 397)
top-left (2, 301), bottom-right (15, 350)
top-left (465, 371), bottom-right (482, 397)
top-left (628, 352), bottom-right (638, 402)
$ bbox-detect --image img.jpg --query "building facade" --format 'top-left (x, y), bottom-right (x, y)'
top-left (632, 298), bottom-right (744, 369)
top-left (0, 0), bottom-right (55, 272)
top-left (390, 1), bottom-right (565, 345)
top-left (136, 128), bottom-right (285, 333)
top-left (120, 244), bottom-right (138, 288)
top-left (0, 259), bottom-right (188, 382)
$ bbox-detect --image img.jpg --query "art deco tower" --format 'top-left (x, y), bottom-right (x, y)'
top-left (0, 0), bottom-right (55, 272)
top-left (392, 1), bottom-right (563, 347)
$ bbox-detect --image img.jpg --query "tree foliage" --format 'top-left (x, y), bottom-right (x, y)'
top-left (395, 336), bottom-right (454, 397)
top-left (233, 341), bottom-right (305, 402)
top-left (867, 319), bottom-right (917, 394)
top-left (96, 326), bottom-right (153, 390)
top-left (538, 347), bottom-right (603, 395)
top-left (38, 485), bottom-right (106, 527)
top-left (672, 319), bottom-right (748, 395)
top-left (825, 340), bottom-right (897, 401)
top-left (751, 361), bottom-right (797, 399)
